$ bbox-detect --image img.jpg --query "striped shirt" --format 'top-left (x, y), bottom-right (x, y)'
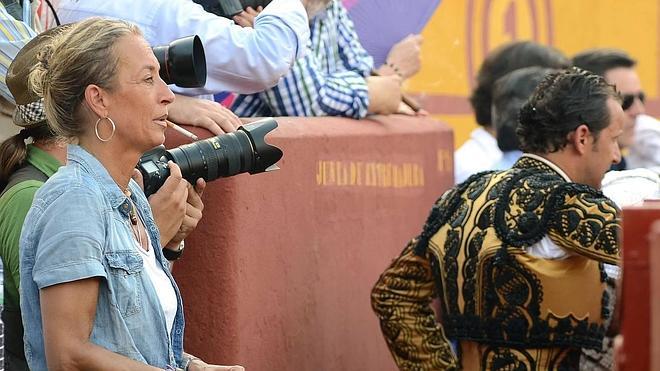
top-left (0, 3), bottom-right (36, 104)
top-left (232, 0), bottom-right (374, 119)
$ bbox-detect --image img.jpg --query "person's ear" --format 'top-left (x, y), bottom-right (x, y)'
top-left (83, 84), bottom-right (110, 119)
top-left (570, 124), bottom-right (591, 155)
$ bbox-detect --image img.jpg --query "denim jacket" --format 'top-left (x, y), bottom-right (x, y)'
top-left (19, 145), bottom-right (185, 370)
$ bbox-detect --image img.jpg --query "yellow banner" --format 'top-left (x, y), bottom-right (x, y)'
top-left (407, 0), bottom-right (659, 147)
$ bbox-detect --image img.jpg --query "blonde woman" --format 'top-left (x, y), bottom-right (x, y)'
top-left (19, 18), bottom-right (241, 371)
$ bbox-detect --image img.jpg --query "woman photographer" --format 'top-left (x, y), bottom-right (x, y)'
top-left (0, 23), bottom-right (206, 369)
top-left (18, 18), bottom-right (241, 371)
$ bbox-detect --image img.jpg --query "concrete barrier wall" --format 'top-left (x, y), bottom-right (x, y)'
top-left (164, 115), bottom-right (454, 370)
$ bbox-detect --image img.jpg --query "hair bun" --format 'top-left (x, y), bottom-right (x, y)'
top-left (36, 51), bottom-right (49, 71)
top-left (6, 25), bottom-right (72, 129)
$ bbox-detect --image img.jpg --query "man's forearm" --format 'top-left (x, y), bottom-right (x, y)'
top-left (178, 0), bottom-right (310, 96)
top-left (371, 242), bottom-right (458, 370)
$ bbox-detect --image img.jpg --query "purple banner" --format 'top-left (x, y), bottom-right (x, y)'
top-left (343, 0), bottom-right (442, 66)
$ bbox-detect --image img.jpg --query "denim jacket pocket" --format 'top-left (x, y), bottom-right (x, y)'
top-left (105, 251), bottom-right (144, 317)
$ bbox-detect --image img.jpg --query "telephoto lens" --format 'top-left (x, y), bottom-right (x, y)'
top-left (137, 118), bottom-right (283, 197)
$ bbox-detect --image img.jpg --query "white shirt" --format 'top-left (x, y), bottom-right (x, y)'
top-left (136, 236), bottom-right (178, 335)
top-left (600, 167), bottom-right (660, 279)
top-left (628, 114), bottom-right (660, 172)
top-left (519, 154), bottom-right (574, 260)
top-left (602, 168), bottom-right (660, 206)
top-left (454, 127), bottom-right (502, 184)
top-left (52, 0), bottom-right (310, 95)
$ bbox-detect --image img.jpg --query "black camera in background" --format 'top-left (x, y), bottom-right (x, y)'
top-left (193, 0), bottom-right (273, 18)
top-left (153, 35), bottom-right (207, 88)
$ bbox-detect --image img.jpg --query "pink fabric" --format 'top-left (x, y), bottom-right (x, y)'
top-left (342, 0), bottom-right (359, 10)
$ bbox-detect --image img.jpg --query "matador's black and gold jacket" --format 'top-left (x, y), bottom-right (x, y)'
top-left (371, 155), bottom-right (620, 370)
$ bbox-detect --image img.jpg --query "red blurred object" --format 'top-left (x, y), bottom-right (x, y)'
top-left (620, 200), bottom-right (660, 371)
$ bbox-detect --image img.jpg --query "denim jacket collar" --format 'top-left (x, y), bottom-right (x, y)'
top-left (66, 145), bottom-right (165, 258)
top-left (67, 145), bottom-right (137, 211)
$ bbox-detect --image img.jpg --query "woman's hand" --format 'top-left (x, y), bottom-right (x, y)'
top-left (164, 177), bottom-right (206, 250)
top-left (134, 160), bottom-right (206, 250)
top-left (168, 94), bottom-right (241, 135)
top-left (188, 359), bottom-right (244, 371)
top-left (138, 162), bottom-right (188, 246)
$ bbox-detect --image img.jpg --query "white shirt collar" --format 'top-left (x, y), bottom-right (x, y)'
top-left (521, 153), bottom-right (572, 182)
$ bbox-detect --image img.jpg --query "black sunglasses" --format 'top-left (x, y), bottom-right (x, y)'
top-left (621, 92), bottom-right (645, 110)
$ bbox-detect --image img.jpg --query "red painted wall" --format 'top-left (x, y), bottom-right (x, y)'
top-left (165, 115), bottom-right (454, 370)
top-left (621, 201), bottom-right (660, 371)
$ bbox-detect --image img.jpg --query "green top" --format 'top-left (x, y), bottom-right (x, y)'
top-left (0, 145), bottom-right (61, 310)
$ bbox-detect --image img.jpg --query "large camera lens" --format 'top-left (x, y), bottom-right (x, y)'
top-left (152, 35), bottom-right (207, 88)
top-left (138, 118), bottom-right (283, 197)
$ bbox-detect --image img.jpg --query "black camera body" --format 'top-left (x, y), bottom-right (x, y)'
top-left (137, 118), bottom-right (283, 197)
top-left (194, 0), bottom-right (272, 18)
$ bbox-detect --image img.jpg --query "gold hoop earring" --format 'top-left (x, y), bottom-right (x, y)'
top-left (95, 117), bottom-right (116, 142)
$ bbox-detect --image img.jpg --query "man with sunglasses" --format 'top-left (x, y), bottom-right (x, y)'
top-left (573, 49), bottom-right (657, 171)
